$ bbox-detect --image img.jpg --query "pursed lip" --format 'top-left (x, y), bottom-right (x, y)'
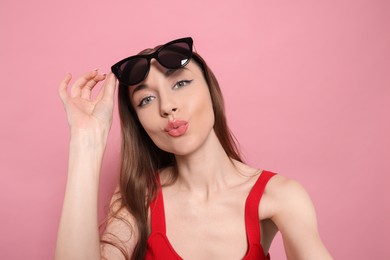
top-left (164, 119), bottom-right (189, 137)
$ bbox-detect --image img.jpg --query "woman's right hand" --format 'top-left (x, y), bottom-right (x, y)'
top-left (58, 70), bottom-right (117, 139)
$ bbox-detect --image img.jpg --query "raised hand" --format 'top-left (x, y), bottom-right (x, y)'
top-left (58, 70), bottom-right (116, 137)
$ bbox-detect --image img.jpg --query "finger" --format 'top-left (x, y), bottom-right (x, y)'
top-left (81, 73), bottom-right (107, 99)
top-left (58, 73), bottom-right (72, 103)
top-left (70, 69), bottom-right (99, 98)
top-left (95, 79), bottom-right (106, 101)
top-left (99, 73), bottom-right (117, 104)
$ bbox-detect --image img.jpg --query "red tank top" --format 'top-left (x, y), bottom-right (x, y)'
top-left (145, 170), bottom-right (276, 260)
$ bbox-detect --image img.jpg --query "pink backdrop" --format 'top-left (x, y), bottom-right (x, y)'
top-left (0, 0), bottom-right (389, 259)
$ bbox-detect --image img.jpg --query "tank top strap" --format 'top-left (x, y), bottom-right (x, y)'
top-left (244, 170), bottom-right (276, 244)
top-left (149, 173), bottom-right (166, 233)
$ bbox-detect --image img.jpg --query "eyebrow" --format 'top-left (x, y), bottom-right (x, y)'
top-left (131, 84), bottom-right (147, 98)
top-left (165, 67), bottom-right (189, 77)
top-left (130, 67), bottom-right (190, 98)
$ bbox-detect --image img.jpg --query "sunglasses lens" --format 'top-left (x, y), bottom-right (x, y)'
top-left (119, 57), bottom-right (149, 85)
top-left (113, 38), bottom-right (193, 86)
top-left (158, 41), bottom-right (192, 68)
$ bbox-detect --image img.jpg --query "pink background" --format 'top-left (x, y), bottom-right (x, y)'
top-left (0, 0), bottom-right (389, 259)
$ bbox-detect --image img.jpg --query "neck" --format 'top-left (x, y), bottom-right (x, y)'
top-left (173, 130), bottom-right (240, 196)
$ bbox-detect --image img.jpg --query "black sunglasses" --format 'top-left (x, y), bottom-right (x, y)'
top-left (111, 37), bottom-right (193, 86)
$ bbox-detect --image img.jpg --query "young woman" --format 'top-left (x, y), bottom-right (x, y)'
top-left (55, 37), bottom-right (333, 260)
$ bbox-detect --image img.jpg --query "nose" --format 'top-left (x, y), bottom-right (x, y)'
top-left (161, 104), bottom-right (178, 117)
top-left (159, 90), bottom-right (179, 117)
top-left (146, 61), bottom-right (179, 117)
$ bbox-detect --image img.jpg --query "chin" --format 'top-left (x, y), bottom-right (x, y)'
top-left (161, 140), bottom-right (200, 156)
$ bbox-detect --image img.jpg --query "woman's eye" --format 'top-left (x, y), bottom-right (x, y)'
top-left (173, 80), bottom-right (192, 89)
top-left (138, 96), bottom-right (155, 107)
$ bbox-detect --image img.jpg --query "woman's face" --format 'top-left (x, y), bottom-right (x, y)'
top-left (129, 60), bottom-right (215, 156)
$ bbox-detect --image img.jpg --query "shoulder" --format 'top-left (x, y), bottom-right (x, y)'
top-left (264, 174), bottom-right (316, 223)
top-left (265, 174), bottom-right (311, 204)
top-left (265, 173), bottom-right (304, 193)
top-left (263, 174), bottom-right (333, 259)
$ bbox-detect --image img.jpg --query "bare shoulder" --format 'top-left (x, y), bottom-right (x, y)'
top-left (264, 174), bottom-right (317, 225)
top-left (265, 174), bottom-right (305, 194)
top-left (265, 174), bottom-right (311, 205)
top-left (264, 174), bottom-right (333, 259)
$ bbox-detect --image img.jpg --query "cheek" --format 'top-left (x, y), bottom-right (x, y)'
top-left (189, 88), bottom-right (215, 128)
top-left (138, 116), bottom-right (167, 149)
top-left (136, 107), bottom-right (161, 136)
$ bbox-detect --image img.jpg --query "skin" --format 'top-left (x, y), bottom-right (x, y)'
top-left (56, 60), bottom-right (333, 260)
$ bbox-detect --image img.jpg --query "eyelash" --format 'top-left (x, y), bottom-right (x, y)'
top-left (173, 80), bottom-right (192, 89)
top-left (138, 96), bottom-right (155, 107)
top-left (137, 80), bottom-right (193, 107)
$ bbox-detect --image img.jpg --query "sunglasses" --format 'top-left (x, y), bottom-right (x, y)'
top-left (111, 37), bottom-right (193, 86)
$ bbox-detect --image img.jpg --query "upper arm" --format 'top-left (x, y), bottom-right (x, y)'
top-left (269, 176), bottom-right (333, 260)
top-left (100, 190), bottom-right (138, 260)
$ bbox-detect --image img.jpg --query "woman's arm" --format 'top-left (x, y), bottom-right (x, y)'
top-left (55, 71), bottom-right (116, 260)
top-left (270, 176), bottom-right (333, 260)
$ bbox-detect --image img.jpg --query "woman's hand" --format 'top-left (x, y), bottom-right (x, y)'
top-left (58, 69), bottom-right (116, 137)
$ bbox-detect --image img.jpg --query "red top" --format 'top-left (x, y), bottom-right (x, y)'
top-left (145, 170), bottom-right (276, 260)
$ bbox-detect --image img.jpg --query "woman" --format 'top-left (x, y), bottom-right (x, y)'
top-left (56, 37), bottom-right (333, 260)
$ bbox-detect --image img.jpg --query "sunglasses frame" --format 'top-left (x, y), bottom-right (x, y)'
top-left (111, 37), bottom-right (194, 86)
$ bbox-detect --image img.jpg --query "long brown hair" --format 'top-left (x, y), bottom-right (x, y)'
top-left (102, 49), bottom-right (242, 259)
